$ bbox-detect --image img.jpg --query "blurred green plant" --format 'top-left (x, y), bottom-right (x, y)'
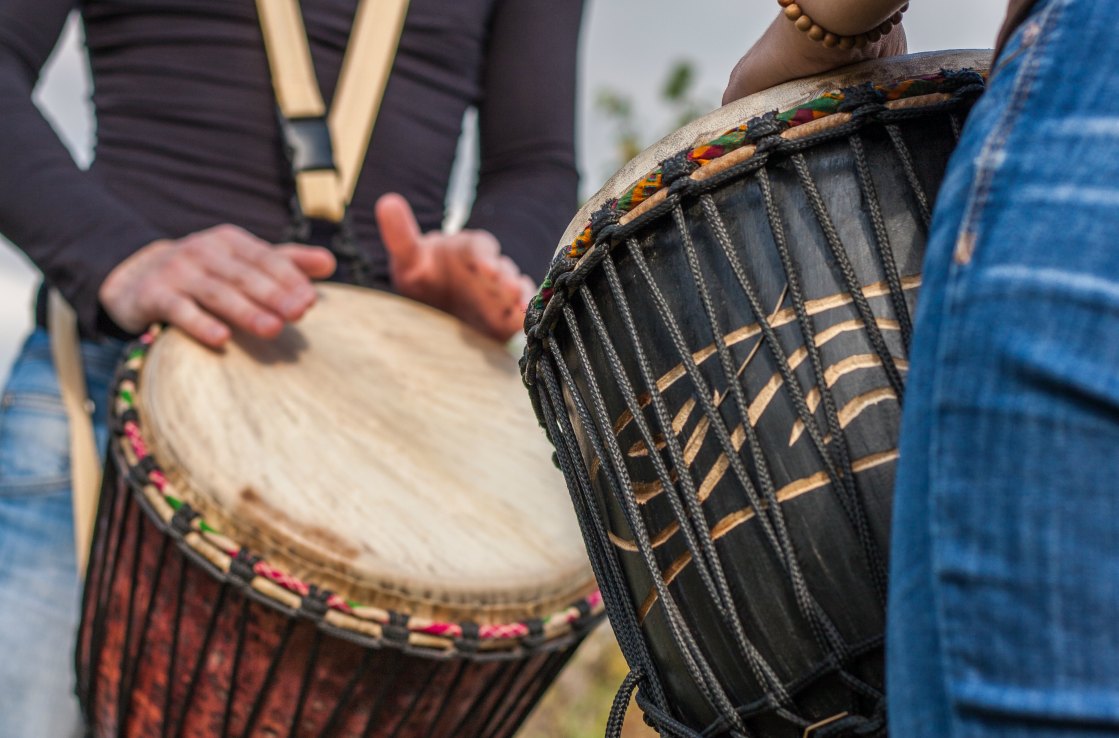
top-left (595, 59), bottom-right (715, 175)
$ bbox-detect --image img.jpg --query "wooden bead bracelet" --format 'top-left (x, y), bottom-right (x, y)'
top-left (778, 0), bottom-right (908, 49)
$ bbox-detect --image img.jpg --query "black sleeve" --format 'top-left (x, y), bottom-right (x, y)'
top-left (0, 3), bottom-right (164, 336)
top-left (464, 0), bottom-right (584, 284)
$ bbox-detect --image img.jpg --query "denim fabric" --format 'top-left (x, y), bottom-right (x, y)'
top-left (888, 1), bottom-right (1119, 735)
top-left (0, 329), bottom-right (121, 738)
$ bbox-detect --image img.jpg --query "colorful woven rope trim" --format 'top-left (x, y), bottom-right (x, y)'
top-left (534, 72), bottom-right (967, 308)
top-left (114, 327), bottom-right (603, 648)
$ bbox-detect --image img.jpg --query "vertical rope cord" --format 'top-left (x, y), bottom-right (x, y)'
top-left (161, 555), bottom-right (188, 738)
top-left (692, 196), bottom-right (852, 663)
top-left (762, 162), bottom-right (890, 607)
top-left (791, 152), bottom-right (906, 403)
top-left (656, 208), bottom-right (795, 566)
top-left (885, 124), bottom-right (932, 228)
top-left (384, 661), bottom-right (442, 738)
top-left (605, 670), bottom-right (642, 738)
top-left (358, 647), bottom-right (403, 738)
top-left (171, 583), bottom-right (230, 738)
top-left (289, 628), bottom-right (323, 737)
top-left (118, 533), bottom-right (171, 735)
top-left (239, 618), bottom-right (298, 738)
top-left (536, 351), bottom-right (671, 709)
top-left (115, 496), bottom-right (147, 729)
top-left (601, 247), bottom-right (783, 698)
top-left (469, 661), bottom-right (518, 737)
top-left (849, 134), bottom-right (913, 353)
top-left (638, 207), bottom-right (846, 703)
top-left (604, 244), bottom-right (788, 712)
top-left (89, 474), bottom-right (134, 726)
top-left (704, 173), bottom-right (867, 576)
top-left (560, 297), bottom-right (749, 732)
top-left (320, 647), bottom-right (376, 737)
top-left (495, 652), bottom-right (583, 738)
top-left (575, 274), bottom-right (726, 618)
top-left (421, 659), bottom-right (468, 738)
top-left (218, 597), bottom-right (252, 738)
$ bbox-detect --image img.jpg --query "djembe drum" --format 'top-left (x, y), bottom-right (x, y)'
top-left (78, 284), bottom-right (602, 737)
top-left (521, 51), bottom-right (989, 737)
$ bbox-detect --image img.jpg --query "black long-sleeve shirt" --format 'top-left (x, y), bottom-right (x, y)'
top-left (0, 0), bottom-right (582, 336)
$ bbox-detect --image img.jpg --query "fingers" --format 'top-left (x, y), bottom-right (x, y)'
top-left (376, 193), bottom-right (426, 277)
top-left (99, 224), bottom-right (338, 348)
top-left (157, 291), bottom-right (230, 348)
top-left (185, 263), bottom-right (286, 339)
top-left (278, 245), bottom-right (336, 279)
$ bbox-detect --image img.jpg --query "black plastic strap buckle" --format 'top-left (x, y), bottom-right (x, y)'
top-left (279, 114), bottom-right (336, 173)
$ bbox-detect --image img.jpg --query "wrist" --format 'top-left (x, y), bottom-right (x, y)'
top-left (781, 0), bottom-right (907, 48)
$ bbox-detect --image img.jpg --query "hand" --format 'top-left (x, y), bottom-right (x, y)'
top-left (376, 193), bottom-right (535, 343)
top-left (98, 224), bottom-right (336, 348)
top-left (724, 13), bottom-right (906, 104)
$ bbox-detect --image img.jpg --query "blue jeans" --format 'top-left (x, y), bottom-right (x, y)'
top-left (888, 1), bottom-right (1119, 735)
top-left (0, 329), bottom-right (121, 738)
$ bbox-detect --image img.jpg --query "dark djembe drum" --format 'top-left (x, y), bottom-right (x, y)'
top-left (521, 51), bottom-right (989, 737)
top-left (78, 284), bottom-right (602, 737)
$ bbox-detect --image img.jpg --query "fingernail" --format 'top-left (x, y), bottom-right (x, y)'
top-left (255, 315), bottom-right (280, 333)
top-left (282, 293), bottom-right (310, 316)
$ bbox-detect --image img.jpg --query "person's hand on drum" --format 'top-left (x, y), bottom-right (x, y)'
top-left (723, 1), bottom-right (907, 103)
top-left (376, 193), bottom-right (536, 343)
top-left (98, 224), bottom-right (337, 348)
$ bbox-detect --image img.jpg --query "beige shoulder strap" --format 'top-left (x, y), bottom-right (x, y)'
top-left (256, 0), bottom-right (410, 222)
top-left (48, 290), bottom-right (102, 577)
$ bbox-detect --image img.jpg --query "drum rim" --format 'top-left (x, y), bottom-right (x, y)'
top-left (554, 49), bottom-right (991, 255)
top-left (109, 329), bottom-right (605, 658)
top-left (522, 61), bottom-right (989, 393)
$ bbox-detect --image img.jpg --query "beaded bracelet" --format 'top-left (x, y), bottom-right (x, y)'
top-left (778, 0), bottom-right (908, 49)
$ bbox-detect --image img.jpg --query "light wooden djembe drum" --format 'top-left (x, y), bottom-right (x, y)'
top-left (78, 284), bottom-right (603, 737)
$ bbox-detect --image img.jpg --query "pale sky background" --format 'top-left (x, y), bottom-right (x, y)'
top-left (0, 1), bottom-right (1004, 377)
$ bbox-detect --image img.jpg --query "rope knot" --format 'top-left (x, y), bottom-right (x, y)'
top-left (660, 150), bottom-right (699, 187)
top-left (939, 67), bottom-right (985, 93)
top-left (589, 199), bottom-right (620, 242)
top-left (838, 82), bottom-right (886, 114)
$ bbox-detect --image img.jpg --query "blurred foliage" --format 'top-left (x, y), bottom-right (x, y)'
top-left (518, 624), bottom-right (657, 738)
top-left (595, 59), bottom-right (715, 175)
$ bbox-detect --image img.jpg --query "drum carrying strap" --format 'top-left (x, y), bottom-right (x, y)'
top-left (255, 0), bottom-right (411, 223)
top-left (48, 289), bottom-right (101, 576)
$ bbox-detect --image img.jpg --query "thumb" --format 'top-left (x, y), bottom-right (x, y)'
top-left (376, 193), bottom-right (426, 277)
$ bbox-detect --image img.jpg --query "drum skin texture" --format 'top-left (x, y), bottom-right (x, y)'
top-left (78, 285), bottom-right (602, 737)
top-left (521, 52), bottom-right (989, 737)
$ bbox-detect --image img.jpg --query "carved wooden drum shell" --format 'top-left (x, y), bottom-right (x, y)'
top-left (78, 284), bottom-right (602, 737)
top-left (522, 51), bottom-right (990, 737)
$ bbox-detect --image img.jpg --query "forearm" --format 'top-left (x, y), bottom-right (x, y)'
top-left (467, 0), bottom-right (583, 281)
top-left (0, 13), bottom-right (164, 335)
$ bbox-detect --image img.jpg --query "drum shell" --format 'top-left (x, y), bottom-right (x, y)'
top-left (77, 453), bottom-right (580, 738)
top-left (542, 103), bottom-right (971, 733)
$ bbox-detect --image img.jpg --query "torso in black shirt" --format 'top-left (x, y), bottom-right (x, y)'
top-left (0, 0), bottom-right (582, 334)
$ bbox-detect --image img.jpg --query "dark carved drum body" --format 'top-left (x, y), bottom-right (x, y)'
top-left (522, 52), bottom-right (989, 737)
top-left (79, 285), bottom-right (602, 737)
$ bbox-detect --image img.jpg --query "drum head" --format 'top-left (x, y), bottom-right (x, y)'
top-left (558, 49), bottom-right (991, 254)
top-left (137, 284), bottom-right (592, 623)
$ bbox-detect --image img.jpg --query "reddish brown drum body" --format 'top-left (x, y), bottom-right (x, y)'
top-left (78, 285), bottom-right (601, 737)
